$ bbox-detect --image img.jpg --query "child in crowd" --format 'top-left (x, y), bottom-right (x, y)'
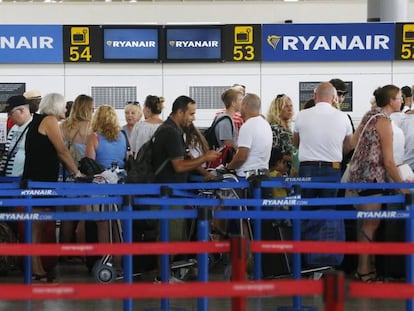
top-left (269, 147), bottom-right (290, 198)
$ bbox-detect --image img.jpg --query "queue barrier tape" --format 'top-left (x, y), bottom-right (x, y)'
top-left (0, 240), bottom-right (412, 256)
top-left (0, 280), bottom-right (323, 300)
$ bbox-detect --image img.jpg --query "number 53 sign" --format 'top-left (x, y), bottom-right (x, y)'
top-left (223, 24), bottom-right (261, 62)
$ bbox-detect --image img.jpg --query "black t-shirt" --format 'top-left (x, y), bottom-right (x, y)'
top-left (152, 117), bottom-right (188, 183)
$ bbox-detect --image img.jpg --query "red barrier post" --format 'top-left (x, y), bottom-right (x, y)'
top-left (231, 236), bottom-right (247, 311)
top-left (323, 271), bottom-right (344, 311)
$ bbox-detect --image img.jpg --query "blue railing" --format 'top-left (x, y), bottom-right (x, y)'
top-left (0, 176), bottom-right (413, 311)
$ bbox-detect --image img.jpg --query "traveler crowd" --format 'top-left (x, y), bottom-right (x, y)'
top-left (1, 80), bottom-right (413, 284)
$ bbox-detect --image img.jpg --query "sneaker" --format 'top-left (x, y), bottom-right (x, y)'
top-left (169, 276), bottom-right (183, 283)
top-left (154, 276), bottom-right (184, 283)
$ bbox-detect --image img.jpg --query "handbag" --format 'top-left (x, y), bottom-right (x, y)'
top-left (78, 157), bottom-right (105, 176)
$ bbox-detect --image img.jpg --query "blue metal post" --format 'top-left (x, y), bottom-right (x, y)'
top-left (160, 186), bottom-right (171, 311)
top-left (197, 206), bottom-right (210, 311)
top-left (24, 202), bottom-right (32, 285)
top-left (251, 178), bottom-right (262, 280)
top-left (122, 195), bottom-right (133, 311)
top-left (406, 191), bottom-right (414, 311)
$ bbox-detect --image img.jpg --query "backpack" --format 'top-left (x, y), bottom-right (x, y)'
top-left (204, 114), bottom-right (234, 150)
top-left (125, 126), bottom-right (169, 183)
top-left (204, 115), bottom-right (235, 168)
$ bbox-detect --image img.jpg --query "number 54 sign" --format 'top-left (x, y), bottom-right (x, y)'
top-left (223, 24), bottom-right (261, 62)
top-left (63, 25), bottom-right (103, 63)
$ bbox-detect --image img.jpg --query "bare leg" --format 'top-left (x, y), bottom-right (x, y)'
top-left (32, 220), bottom-right (47, 276)
top-left (356, 199), bottom-right (382, 280)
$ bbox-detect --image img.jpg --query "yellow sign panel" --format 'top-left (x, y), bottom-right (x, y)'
top-left (234, 26), bottom-right (253, 45)
top-left (70, 27), bottom-right (90, 45)
top-left (403, 24), bottom-right (414, 43)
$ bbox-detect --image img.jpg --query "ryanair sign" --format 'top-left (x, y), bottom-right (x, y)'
top-left (0, 25), bottom-right (62, 63)
top-left (165, 28), bottom-right (222, 61)
top-left (103, 28), bottom-right (159, 60)
top-left (262, 23), bottom-right (394, 62)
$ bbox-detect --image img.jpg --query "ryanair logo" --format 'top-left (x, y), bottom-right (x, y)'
top-left (356, 211), bottom-right (409, 219)
top-left (20, 189), bottom-right (57, 196)
top-left (169, 40), bottom-right (219, 48)
top-left (106, 40), bottom-right (156, 48)
top-left (267, 34), bottom-right (390, 51)
top-left (0, 36), bottom-right (54, 49)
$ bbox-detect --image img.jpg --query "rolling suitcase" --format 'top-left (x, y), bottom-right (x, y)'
top-left (261, 220), bottom-right (292, 278)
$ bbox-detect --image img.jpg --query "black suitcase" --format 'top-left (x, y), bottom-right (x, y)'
top-left (376, 218), bottom-right (405, 279)
top-left (261, 220), bottom-right (292, 278)
top-left (132, 217), bottom-right (158, 273)
top-left (84, 221), bottom-right (101, 273)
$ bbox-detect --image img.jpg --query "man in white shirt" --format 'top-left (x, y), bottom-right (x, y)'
top-left (227, 93), bottom-right (272, 177)
top-left (0, 95), bottom-right (32, 176)
top-left (293, 82), bottom-right (353, 192)
top-left (293, 82), bottom-right (353, 268)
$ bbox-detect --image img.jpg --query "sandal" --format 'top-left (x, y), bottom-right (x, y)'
top-left (354, 271), bottom-right (381, 283)
top-left (32, 272), bottom-right (55, 283)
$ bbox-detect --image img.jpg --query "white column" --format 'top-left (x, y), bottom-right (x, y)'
top-left (367, 0), bottom-right (408, 22)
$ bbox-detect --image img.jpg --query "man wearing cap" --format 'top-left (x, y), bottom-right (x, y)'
top-left (0, 95), bottom-right (32, 176)
top-left (23, 89), bottom-right (42, 114)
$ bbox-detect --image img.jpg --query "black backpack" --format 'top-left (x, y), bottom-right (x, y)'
top-left (125, 126), bottom-right (169, 183)
top-left (204, 115), bottom-right (234, 150)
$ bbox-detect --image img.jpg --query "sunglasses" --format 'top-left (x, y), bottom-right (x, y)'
top-left (337, 91), bottom-right (347, 97)
top-left (127, 101), bottom-right (140, 106)
top-left (276, 94), bottom-right (286, 99)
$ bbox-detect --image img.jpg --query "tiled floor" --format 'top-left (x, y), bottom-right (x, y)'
top-left (0, 258), bottom-right (408, 311)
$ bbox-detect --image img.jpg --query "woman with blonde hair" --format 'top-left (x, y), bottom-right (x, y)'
top-left (267, 94), bottom-right (297, 175)
top-left (122, 101), bottom-right (142, 142)
top-left (85, 105), bottom-right (127, 169)
top-left (59, 94), bottom-right (94, 259)
top-left (60, 94), bottom-right (94, 173)
top-left (84, 105), bottom-right (128, 272)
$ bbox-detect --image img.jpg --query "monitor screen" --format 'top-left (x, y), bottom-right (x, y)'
top-left (165, 27), bottom-right (222, 61)
top-left (103, 28), bottom-right (159, 61)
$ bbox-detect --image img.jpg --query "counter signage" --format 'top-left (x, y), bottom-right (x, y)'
top-left (395, 23), bottom-right (414, 60)
top-left (299, 81), bottom-right (353, 112)
top-left (223, 24), bottom-right (261, 62)
top-left (262, 23), bottom-right (394, 62)
top-left (63, 25), bottom-right (102, 62)
top-left (165, 27), bottom-right (222, 61)
top-left (0, 25), bottom-right (62, 63)
top-left (102, 27), bottom-right (160, 61)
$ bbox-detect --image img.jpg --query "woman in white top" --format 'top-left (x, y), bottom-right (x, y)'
top-left (130, 95), bottom-right (164, 155)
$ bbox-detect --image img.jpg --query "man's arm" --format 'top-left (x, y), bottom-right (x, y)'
top-left (171, 150), bottom-right (220, 173)
top-left (227, 147), bottom-right (249, 170)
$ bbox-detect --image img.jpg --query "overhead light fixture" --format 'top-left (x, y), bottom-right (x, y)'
top-left (284, 0), bottom-right (299, 2)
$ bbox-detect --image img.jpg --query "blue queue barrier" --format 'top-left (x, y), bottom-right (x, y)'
top-left (0, 178), bottom-right (413, 311)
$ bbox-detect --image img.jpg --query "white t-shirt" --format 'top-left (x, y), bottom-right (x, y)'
top-left (236, 116), bottom-right (272, 176)
top-left (130, 121), bottom-right (161, 154)
top-left (294, 103), bottom-right (352, 162)
top-left (398, 114), bottom-right (414, 169)
top-left (392, 120), bottom-right (405, 166)
top-left (0, 117), bottom-right (32, 176)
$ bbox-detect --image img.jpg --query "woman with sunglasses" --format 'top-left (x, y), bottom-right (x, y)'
top-left (266, 93), bottom-right (297, 176)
